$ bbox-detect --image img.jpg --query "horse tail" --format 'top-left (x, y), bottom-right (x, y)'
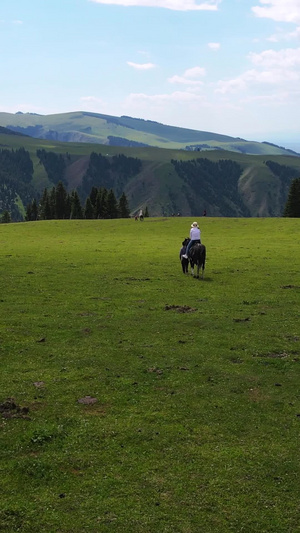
top-left (201, 244), bottom-right (206, 270)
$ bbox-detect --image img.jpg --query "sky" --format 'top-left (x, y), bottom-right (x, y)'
top-left (0, 0), bottom-right (300, 150)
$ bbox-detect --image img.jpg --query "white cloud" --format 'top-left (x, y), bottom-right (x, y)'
top-left (127, 61), bottom-right (156, 69)
top-left (215, 45), bottom-right (300, 95)
top-left (215, 76), bottom-right (247, 94)
top-left (168, 66), bottom-right (206, 84)
top-left (208, 42), bottom-right (220, 50)
top-left (88, 0), bottom-right (221, 11)
top-left (266, 26), bottom-right (300, 42)
top-left (248, 47), bottom-right (300, 68)
top-left (252, 0), bottom-right (300, 24)
top-left (184, 66), bottom-right (206, 78)
top-left (168, 75), bottom-right (204, 85)
top-left (240, 91), bottom-right (290, 105)
top-left (12, 20), bottom-right (23, 25)
top-left (80, 96), bottom-right (106, 105)
top-left (127, 90), bottom-right (205, 105)
top-left (215, 66), bottom-right (300, 94)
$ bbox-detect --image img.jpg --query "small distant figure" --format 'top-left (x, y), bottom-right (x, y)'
top-left (203, 209), bottom-right (207, 216)
top-left (134, 215), bottom-right (138, 221)
top-left (177, 212), bottom-right (181, 217)
top-left (179, 238), bottom-right (190, 274)
top-left (139, 209), bottom-right (144, 221)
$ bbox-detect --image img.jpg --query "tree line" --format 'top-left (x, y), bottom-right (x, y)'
top-left (0, 147), bottom-right (142, 221)
top-left (0, 147), bottom-right (35, 220)
top-left (25, 182), bottom-right (131, 221)
top-left (283, 177), bottom-right (300, 217)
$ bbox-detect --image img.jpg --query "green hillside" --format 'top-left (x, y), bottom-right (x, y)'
top-left (1, 130), bottom-right (300, 220)
top-left (0, 111), bottom-right (298, 156)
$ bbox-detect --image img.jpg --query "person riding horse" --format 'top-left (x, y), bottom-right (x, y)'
top-left (182, 221), bottom-right (201, 259)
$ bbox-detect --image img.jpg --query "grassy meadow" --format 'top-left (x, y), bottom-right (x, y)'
top-left (1, 216), bottom-right (300, 532)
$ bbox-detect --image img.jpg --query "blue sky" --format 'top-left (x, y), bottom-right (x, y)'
top-left (1, 0), bottom-right (300, 149)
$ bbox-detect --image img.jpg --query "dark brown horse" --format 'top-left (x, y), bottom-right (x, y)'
top-left (180, 238), bottom-right (190, 274)
top-left (189, 243), bottom-right (206, 279)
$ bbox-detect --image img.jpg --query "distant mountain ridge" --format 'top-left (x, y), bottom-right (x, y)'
top-left (0, 125), bottom-right (27, 137)
top-left (0, 110), bottom-right (298, 157)
top-left (1, 125), bottom-right (300, 221)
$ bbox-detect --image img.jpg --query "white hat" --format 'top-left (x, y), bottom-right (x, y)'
top-left (191, 221), bottom-right (199, 228)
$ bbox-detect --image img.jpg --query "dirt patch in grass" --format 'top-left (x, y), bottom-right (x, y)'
top-left (82, 328), bottom-right (92, 335)
top-left (253, 351), bottom-right (289, 359)
top-left (147, 367), bottom-right (163, 375)
top-left (33, 381), bottom-right (45, 388)
top-left (0, 398), bottom-right (30, 419)
top-left (248, 387), bottom-right (270, 402)
top-left (77, 396), bottom-right (98, 404)
top-left (165, 304), bottom-right (197, 313)
top-left (116, 277), bottom-right (151, 282)
top-left (285, 335), bottom-right (300, 342)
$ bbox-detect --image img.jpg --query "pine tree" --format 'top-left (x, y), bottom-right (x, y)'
top-left (55, 181), bottom-right (67, 219)
top-left (118, 192), bottom-right (130, 218)
top-left (283, 177), bottom-right (300, 217)
top-left (44, 197), bottom-right (52, 220)
top-left (84, 197), bottom-right (95, 219)
top-left (70, 191), bottom-right (83, 219)
top-left (31, 198), bottom-right (38, 221)
top-left (65, 194), bottom-right (72, 219)
top-left (39, 188), bottom-right (51, 220)
top-left (1, 210), bottom-right (11, 223)
top-left (107, 189), bottom-right (119, 219)
top-left (95, 188), bottom-right (108, 219)
top-left (25, 203), bottom-right (32, 222)
top-left (49, 187), bottom-right (56, 219)
top-left (89, 186), bottom-right (98, 209)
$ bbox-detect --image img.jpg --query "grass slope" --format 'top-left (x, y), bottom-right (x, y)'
top-left (1, 217), bottom-right (300, 532)
top-left (0, 111), bottom-right (297, 155)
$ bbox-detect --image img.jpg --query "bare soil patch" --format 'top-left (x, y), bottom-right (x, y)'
top-left (165, 304), bottom-right (197, 313)
top-left (0, 398), bottom-right (30, 419)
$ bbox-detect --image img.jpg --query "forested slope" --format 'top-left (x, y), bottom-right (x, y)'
top-left (1, 131), bottom-right (300, 220)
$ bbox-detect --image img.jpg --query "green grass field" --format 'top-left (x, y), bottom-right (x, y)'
top-left (1, 217), bottom-right (300, 532)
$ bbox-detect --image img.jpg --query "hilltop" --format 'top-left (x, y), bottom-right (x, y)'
top-left (0, 111), bottom-right (298, 157)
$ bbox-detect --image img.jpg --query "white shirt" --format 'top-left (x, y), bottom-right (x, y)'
top-left (190, 227), bottom-right (201, 240)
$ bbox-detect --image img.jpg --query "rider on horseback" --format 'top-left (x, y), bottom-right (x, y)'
top-left (182, 221), bottom-right (201, 259)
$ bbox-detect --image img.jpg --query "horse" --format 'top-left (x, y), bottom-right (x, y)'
top-left (189, 243), bottom-right (206, 279)
top-left (180, 238), bottom-right (190, 274)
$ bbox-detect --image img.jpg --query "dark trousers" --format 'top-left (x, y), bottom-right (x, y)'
top-left (186, 239), bottom-right (201, 256)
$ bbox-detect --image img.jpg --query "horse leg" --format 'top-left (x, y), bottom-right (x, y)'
top-left (190, 262), bottom-right (194, 276)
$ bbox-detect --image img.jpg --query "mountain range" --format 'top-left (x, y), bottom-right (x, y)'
top-left (0, 111), bottom-right (298, 157)
top-left (0, 111), bottom-right (300, 220)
